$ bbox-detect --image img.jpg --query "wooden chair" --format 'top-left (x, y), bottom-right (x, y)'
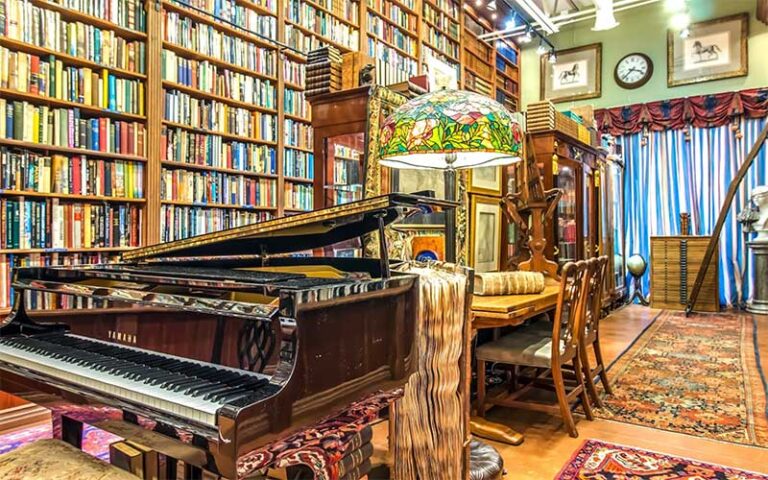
top-left (579, 256), bottom-right (612, 407)
top-left (475, 260), bottom-right (594, 438)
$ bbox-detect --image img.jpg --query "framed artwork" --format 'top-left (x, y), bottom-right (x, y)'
top-left (667, 13), bottom-right (748, 87)
top-left (469, 195), bottom-right (502, 273)
top-left (540, 43), bottom-right (602, 103)
top-left (468, 166), bottom-right (502, 196)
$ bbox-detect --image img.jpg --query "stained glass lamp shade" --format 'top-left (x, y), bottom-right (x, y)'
top-left (379, 89), bottom-right (524, 170)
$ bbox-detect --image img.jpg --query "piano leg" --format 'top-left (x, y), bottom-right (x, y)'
top-left (61, 415), bottom-right (83, 449)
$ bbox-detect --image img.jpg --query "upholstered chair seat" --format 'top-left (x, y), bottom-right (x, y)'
top-left (476, 329), bottom-right (564, 368)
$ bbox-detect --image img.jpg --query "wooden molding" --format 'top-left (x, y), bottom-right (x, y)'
top-left (759, 0), bottom-right (768, 24)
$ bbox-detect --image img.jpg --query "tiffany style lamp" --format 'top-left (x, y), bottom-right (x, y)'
top-left (379, 89), bottom-right (523, 261)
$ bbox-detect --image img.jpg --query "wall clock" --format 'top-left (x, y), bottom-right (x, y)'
top-left (614, 53), bottom-right (653, 89)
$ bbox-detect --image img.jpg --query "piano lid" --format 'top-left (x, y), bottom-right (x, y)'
top-left (123, 193), bottom-right (456, 261)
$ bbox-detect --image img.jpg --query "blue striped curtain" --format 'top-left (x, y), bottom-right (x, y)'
top-left (619, 116), bottom-right (768, 306)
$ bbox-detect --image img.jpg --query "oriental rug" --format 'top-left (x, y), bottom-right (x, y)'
top-left (556, 439), bottom-right (768, 479)
top-left (597, 310), bottom-right (768, 448)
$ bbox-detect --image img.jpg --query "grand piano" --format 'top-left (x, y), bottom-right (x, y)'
top-left (0, 194), bottom-right (447, 479)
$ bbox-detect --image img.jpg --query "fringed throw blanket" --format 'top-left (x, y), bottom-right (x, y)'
top-left (391, 264), bottom-right (469, 480)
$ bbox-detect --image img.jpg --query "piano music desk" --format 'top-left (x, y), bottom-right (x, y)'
top-left (468, 281), bottom-right (560, 446)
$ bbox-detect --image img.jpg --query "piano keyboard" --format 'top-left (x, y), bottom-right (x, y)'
top-left (0, 334), bottom-right (270, 426)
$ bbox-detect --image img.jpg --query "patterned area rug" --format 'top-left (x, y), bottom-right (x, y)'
top-left (0, 423), bottom-right (120, 460)
top-left (597, 310), bottom-right (768, 447)
top-left (556, 439), bottom-right (768, 479)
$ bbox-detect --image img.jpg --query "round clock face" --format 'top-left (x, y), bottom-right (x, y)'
top-left (615, 53), bottom-right (653, 89)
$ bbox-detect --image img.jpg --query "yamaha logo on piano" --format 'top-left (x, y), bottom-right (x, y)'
top-left (108, 330), bottom-right (137, 345)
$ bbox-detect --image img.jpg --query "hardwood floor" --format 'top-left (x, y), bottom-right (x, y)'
top-left (372, 305), bottom-right (768, 478)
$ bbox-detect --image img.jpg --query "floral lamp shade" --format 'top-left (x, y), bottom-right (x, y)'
top-left (378, 89), bottom-right (523, 170)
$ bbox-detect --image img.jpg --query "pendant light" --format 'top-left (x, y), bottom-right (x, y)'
top-left (592, 0), bottom-right (620, 31)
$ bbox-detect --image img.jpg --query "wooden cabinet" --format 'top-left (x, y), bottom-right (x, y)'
top-left (528, 131), bottom-right (600, 267)
top-left (650, 236), bottom-right (720, 312)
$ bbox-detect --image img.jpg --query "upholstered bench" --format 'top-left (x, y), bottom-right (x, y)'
top-left (0, 438), bottom-right (137, 480)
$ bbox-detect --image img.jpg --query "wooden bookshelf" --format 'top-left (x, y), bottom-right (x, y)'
top-left (0, 0), bottom-right (523, 310)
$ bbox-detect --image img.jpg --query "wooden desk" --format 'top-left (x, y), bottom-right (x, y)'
top-left (471, 283), bottom-right (560, 330)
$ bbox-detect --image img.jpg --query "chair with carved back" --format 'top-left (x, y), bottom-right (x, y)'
top-left (579, 256), bottom-right (611, 407)
top-left (474, 260), bottom-right (594, 437)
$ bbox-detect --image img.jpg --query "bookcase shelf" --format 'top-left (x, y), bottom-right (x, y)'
top-left (284, 113), bottom-right (311, 123)
top-left (160, 81), bottom-right (277, 114)
top-left (303, 0), bottom-right (359, 29)
top-left (28, 0), bottom-right (148, 40)
top-left (162, 0), bottom-right (280, 52)
top-left (424, 0), bottom-right (458, 21)
top-left (160, 161), bottom-right (278, 179)
top-left (0, 38), bottom-right (147, 81)
top-left (284, 19), bottom-right (356, 53)
top-left (0, 139), bottom-right (147, 162)
top-left (160, 121), bottom-right (278, 146)
top-left (284, 176), bottom-right (314, 184)
top-left (234, 0), bottom-right (278, 17)
top-left (0, 89), bottom-right (147, 122)
top-left (387, 0), bottom-right (419, 16)
top-left (368, 33), bottom-right (418, 60)
top-left (367, 8), bottom-right (418, 38)
top-left (0, 190), bottom-right (146, 203)
top-left (285, 145), bottom-right (313, 154)
top-left (161, 199), bottom-right (276, 211)
top-left (0, 247), bottom-right (135, 254)
top-left (161, 42), bottom-right (271, 81)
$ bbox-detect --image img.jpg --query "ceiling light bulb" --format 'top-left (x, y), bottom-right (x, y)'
top-left (592, 0), bottom-right (619, 31)
top-left (491, 12), bottom-right (498, 20)
top-left (475, 0), bottom-right (483, 7)
top-left (671, 12), bottom-right (690, 30)
top-left (665, 0), bottom-right (686, 12)
top-left (536, 43), bottom-right (548, 55)
top-left (505, 19), bottom-right (516, 30)
top-left (548, 52), bottom-right (557, 64)
top-left (520, 29), bottom-right (533, 43)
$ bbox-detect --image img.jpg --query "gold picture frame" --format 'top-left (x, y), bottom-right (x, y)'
top-left (540, 43), bottom-right (602, 104)
top-left (667, 13), bottom-right (749, 87)
top-left (467, 166), bottom-right (503, 196)
top-left (469, 195), bottom-right (502, 273)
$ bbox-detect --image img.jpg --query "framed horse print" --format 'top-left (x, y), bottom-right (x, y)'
top-left (667, 13), bottom-right (748, 87)
top-left (540, 43), bottom-right (602, 103)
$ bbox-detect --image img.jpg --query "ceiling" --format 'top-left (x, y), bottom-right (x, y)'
top-left (531, 0), bottom-right (597, 17)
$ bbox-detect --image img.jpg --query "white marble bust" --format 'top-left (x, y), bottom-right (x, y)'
top-left (753, 186), bottom-right (768, 240)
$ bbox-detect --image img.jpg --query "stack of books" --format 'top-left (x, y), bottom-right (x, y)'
top-left (305, 47), bottom-right (342, 99)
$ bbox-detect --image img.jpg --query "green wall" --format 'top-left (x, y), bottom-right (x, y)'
top-left (520, 0), bottom-right (768, 110)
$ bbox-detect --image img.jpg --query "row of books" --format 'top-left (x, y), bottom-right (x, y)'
top-left (367, 14), bottom-right (417, 56)
top-left (240, 0), bottom-right (276, 14)
top-left (160, 168), bottom-right (277, 208)
top-left (283, 88), bottom-right (310, 120)
top-left (284, 119), bottom-right (313, 150)
top-left (285, 0), bottom-right (359, 50)
top-left (283, 148), bottom-right (313, 179)
top-left (48, 0), bottom-right (147, 32)
top-left (283, 59), bottom-right (306, 87)
top-left (0, 47), bottom-right (146, 116)
top-left (0, 149), bottom-right (144, 198)
top-left (163, 11), bottom-right (276, 77)
top-left (171, 0), bottom-right (277, 38)
top-left (0, 252), bottom-right (120, 310)
top-left (423, 2), bottom-right (459, 39)
top-left (366, 40), bottom-right (417, 85)
top-left (367, 0), bottom-right (416, 30)
top-left (333, 158), bottom-right (361, 185)
top-left (160, 204), bottom-right (271, 241)
top-left (1, 100), bottom-right (147, 156)
top-left (161, 51), bottom-right (276, 110)
top-left (1, 198), bottom-right (142, 249)
top-left (311, 0), bottom-right (359, 23)
top-left (424, 26), bottom-right (459, 58)
top-left (3, 0), bottom-right (147, 74)
top-left (331, 184), bottom-right (362, 205)
top-left (430, 0), bottom-right (459, 19)
top-left (466, 72), bottom-right (491, 96)
top-left (164, 89), bottom-right (277, 142)
top-left (285, 24), bottom-right (325, 53)
top-left (284, 182), bottom-right (312, 211)
top-left (161, 126), bottom-right (277, 174)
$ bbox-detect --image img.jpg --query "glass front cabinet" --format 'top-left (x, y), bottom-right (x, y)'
top-left (599, 152), bottom-right (627, 306)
